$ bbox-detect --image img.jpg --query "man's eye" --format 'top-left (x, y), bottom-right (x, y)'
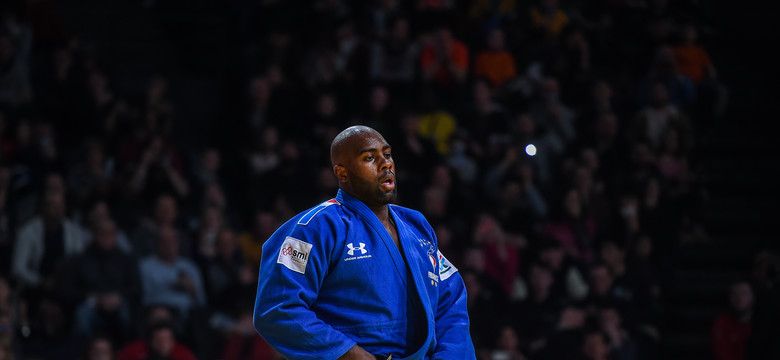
top-left (365, 155), bottom-right (374, 161)
top-left (384, 153), bottom-right (391, 159)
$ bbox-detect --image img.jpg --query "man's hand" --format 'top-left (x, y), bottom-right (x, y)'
top-left (337, 345), bottom-right (376, 360)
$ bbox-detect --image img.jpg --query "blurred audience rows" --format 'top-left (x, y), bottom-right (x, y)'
top-left (0, 0), bottom-right (772, 360)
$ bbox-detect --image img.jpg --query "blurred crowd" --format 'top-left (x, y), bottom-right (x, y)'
top-left (0, 0), bottom-right (760, 359)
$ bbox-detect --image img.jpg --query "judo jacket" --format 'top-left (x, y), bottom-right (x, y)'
top-left (254, 190), bottom-right (476, 360)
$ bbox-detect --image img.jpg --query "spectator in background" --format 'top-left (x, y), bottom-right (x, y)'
top-left (202, 228), bottom-right (256, 334)
top-left (238, 210), bottom-right (276, 265)
top-left (117, 321), bottom-right (195, 360)
top-left (68, 139), bottom-right (115, 210)
top-left (370, 17), bottom-right (418, 93)
top-left (192, 205), bottom-right (225, 261)
top-left (637, 46), bottom-right (696, 112)
top-left (711, 280), bottom-right (753, 360)
top-left (474, 214), bottom-right (521, 299)
top-left (83, 199), bottom-right (132, 254)
top-left (580, 330), bottom-right (611, 360)
top-left (461, 79), bottom-right (510, 145)
top-left (474, 28), bottom-right (517, 90)
top-left (538, 238), bottom-right (589, 301)
top-left (631, 81), bottom-right (693, 155)
top-left (529, 0), bottom-right (569, 39)
top-left (512, 262), bottom-right (564, 356)
top-left (673, 24), bottom-right (728, 119)
top-left (84, 336), bottom-right (115, 360)
top-left (57, 219), bottom-right (140, 344)
top-left (542, 188), bottom-right (597, 262)
top-left (131, 194), bottom-right (189, 258)
top-left (127, 135), bottom-right (189, 203)
top-left (389, 111), bottom-right (441, 207)
top-left (489, 325), bottom-right (526, 360)
top-left (220, 309), bottom-right (282, 360)
top-left (361, 84), bottom-right (396, 135)
top-left (13, 191), bottom-right (86, 290)
top-left (420, 26), bottom-right (469, 98)
top-left (138, 226), bottom-right (205, 322)
top-left (598, 306), bottom-right (637, 360)
top-left (530, 77), bottom-right (577, 159)
top-left (0, 28), bottom-right (33, 107)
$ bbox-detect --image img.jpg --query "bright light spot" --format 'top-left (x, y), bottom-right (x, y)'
top-left (525, 144), bottom-right (537, 156)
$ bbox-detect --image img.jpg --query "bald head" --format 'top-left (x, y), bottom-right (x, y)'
top-left (330, 126), bottom-right (396, 207)
top-left (330, 125), bottom-right (385, 167)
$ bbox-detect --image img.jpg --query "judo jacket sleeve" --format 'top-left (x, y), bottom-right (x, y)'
top-left (253, 209), bottom-right (357, 360)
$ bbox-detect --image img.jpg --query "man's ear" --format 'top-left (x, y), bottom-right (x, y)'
top-left (333, 165), bottom-right (348, 183)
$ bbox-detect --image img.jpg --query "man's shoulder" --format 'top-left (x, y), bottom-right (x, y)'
top-left (292, 198), bottom-right (345, 227)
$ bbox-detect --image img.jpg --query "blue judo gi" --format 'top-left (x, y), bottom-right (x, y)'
top-left (254, 190), bottom-right (476, 360)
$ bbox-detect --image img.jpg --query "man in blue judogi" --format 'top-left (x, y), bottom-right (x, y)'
top-left (254, 126), bottom-right (475, 359)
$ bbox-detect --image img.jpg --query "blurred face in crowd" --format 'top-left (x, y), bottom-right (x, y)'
top-left (423, 188), bottom-right (447, 218)
top-left (497, 326), bottom-right (518, 350)
top-left (43, 193), bottom-right (66, 224)
top-left (249, 77), bottom-right (271, 105)
top-left (462, 272), bottom-right (482, 302)
top-left (730, 282), bottom-right (754, 315)
top-left (201, 149), bottom-right (220, 173)
top-left (318, 94), bottom-right (337, 117)
top-left (598, 307), bottom-right (622, 331)
top-left (370, 86), bottom-right (389, 111)
top-left (564, 189), bottom-right (582, 218)
top-left (540, 245), bottom-right (564, 270)
top-left (0, 35), bottom-right (14, 63)
top-left (215, 229), bottom-right (237, 260)
top-left (156, 226), bottom-right (179, 262)
top-left (391, 18), bottom-right (409, 42)
top-left (149, 327), bottom-right (175, 357)
top-left (45, 173), bottom-right (66, 196)
top-left (590, 265), bottom-right (613, 296)
top-left (635, 235), bottom-right (653, 259)
top-left (154, 195), bottom-right (177, 225)
top-left (600, 242), bottom-right (624, 268)
top-left (530, 264), bottom-right (554, 296)
top-left (253, 211), bottom-right (277, 239)
top-left (87, 338), bottom-right (113, 360)
top-left (487, 29), bottom-right (505, 51)
top-left (94, 219), bottom-right (117, 251)
top-left (650, 82), bottom-right (670, 108)
top-left (582, 332), bottom-right (608, 360)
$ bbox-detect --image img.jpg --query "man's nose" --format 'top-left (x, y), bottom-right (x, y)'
top-left (379, 156), bottom-right (392, 170)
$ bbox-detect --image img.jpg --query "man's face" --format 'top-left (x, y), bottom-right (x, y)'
top-left (337, 131), bottom-right (397, 206)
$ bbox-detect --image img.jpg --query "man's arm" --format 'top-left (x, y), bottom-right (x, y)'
top-left (432, 250), bottom-right (476, 359)
top-left (253, 217), bottom-right (358, 360)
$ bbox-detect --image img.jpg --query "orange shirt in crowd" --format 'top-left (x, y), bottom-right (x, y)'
top-left (673, 46), bottom-right (713, 83)
top-left (474, 50), bottom-right (517, 88)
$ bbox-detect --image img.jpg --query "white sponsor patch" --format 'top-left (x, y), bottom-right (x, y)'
top-left (438, 250), bottom-right (458, 281)
top-left (277, 237), bottom-right (313, 274)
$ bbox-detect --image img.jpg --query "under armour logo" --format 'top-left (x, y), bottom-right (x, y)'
top-left (347, 242), bottom-right (367, 256)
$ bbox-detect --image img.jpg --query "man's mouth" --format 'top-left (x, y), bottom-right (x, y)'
top-left (380, 175), bottom-right (395, 191)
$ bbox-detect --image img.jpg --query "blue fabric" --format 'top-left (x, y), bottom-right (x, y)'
top-left (254, 190), bottom-right (476, 360)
